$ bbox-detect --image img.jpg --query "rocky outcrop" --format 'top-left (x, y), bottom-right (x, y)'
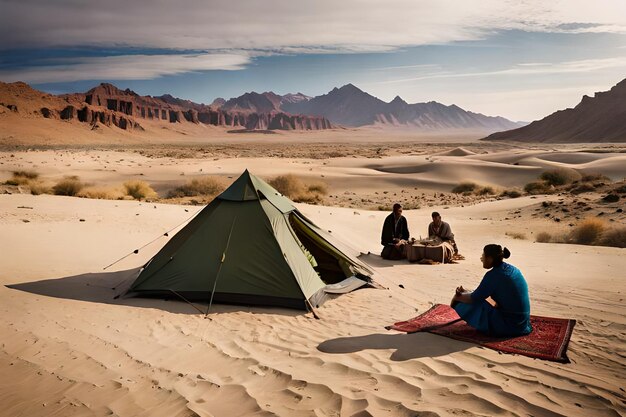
top-left (58, 104), bottom-right (142, 130)
top-left (75, 83), bottom-right (331, 131)
top-left (483, 78), bottom-right (626, 143)
top-left (0, 81), bottom-right (332, 133)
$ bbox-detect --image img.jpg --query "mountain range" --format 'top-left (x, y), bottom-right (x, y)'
top-left (483, 78), bottom-right (626, 143)
top-left (217, 84), bottom-right (523, 131)
top-left (2, 79), bottom-right (624, 142)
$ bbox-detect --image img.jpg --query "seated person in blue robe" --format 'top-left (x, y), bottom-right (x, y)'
top-left (450, 244), bottom-right (532, 337)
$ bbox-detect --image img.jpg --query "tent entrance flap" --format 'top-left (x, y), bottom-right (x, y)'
top-left (289, 213), bottom-right (353, 284)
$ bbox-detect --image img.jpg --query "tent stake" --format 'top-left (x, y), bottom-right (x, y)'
top-left (306, 299), bottom-right (321, 320)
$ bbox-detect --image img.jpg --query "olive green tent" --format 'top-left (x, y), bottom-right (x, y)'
top-left (126, 170), bottom-right (373, 310)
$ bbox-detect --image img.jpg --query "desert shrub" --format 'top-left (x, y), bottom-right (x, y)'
top-left (78, 186), bottom-right (125, 200)
top-left (580, 173), bottom-right (610, 182)
top-left (123, 180), bottom-right (157, 200)
top-left (306, 181), bottom-right (328, 195)
top-left (476, 186), bottom-right (495, 196)
top-left (269, 174), bottom-right (328, 203)
top-left (168, 176), bottom-right (226, 198)
top-left (28, 182), bottom-right (51, 195)
top-left (539, 168), bottom-right (581, 186)
top-left (452, 182), bottom-right (477, 194)
top-left (13, 170), bottom-right (39, 179)
top-left (569, 183), bottom-right (596, 194)
top-left (53, 176), bottom-right (84, 196)
top-left (535, 232), bottom-right (552, 243)
top-left (569, 218), bottom-right (606, 245)
top-left (524, 181), bottom-right (553, 195)
top-left (5, 170), bottom-right (40, 185)
top-left (506, 231), bottom-right (526, 240)
top-left (599, 227), bottom-right (626, 248)
top-left (500, 189), bottom-right (522, 198)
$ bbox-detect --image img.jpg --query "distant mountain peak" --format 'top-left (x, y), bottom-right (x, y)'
top-left (483, 77), bottom-right (626, 143)
top-left (390, 95), bottom-right (407, 105)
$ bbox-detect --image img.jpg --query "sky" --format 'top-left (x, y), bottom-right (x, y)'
top-left (1, 0), bottom-right (625, 121)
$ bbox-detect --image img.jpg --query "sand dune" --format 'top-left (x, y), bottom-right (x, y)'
top-left (1, 188), bottom-right (625, 416)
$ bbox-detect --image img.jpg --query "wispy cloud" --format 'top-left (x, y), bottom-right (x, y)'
top-left (0, 53), bottom-right (251, 83)
top-left (373, 57), bottom-right (626, 85)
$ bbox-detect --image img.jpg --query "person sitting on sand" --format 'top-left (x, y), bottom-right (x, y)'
top-left (381, 203), bottom-right (410, 260)
top-left (450, 244), bottom-right (532, 337)
top-left (428, 212), bottom-right (459, 254)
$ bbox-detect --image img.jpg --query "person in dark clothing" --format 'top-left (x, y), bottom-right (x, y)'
top-left (381, 203), bottom-right (410, 260)
top-left (428, 211), bottom-right (459, 254)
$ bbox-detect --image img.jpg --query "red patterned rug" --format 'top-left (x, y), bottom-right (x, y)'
top-left (388, 304), bottom-right (575, 363)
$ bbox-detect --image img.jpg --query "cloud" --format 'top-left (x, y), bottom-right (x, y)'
top-left (1, 0), bottom-right (625, 52)
top-left (372, 57), bottom-right (626, 85)
top-left (0, 52), bottom-right (251, 83)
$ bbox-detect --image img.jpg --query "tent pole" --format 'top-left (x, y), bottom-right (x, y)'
top-left (205, 215), bottom-right (238, 318)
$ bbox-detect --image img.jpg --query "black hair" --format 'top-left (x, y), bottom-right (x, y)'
top-left (393, 203), bottom-right (402, 210)
top-left (483, 244), bottom-right (511, 266)
top-left (431, 211), bottom-right (440, 218)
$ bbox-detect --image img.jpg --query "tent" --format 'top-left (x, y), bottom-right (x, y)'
top-left (126, 170), bottom-right (373, 310)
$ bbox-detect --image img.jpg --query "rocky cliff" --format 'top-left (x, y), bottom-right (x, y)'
top-left (483, 78), bottom-right (626, 143)
top-left (0, 82), bottom-right (332, 133)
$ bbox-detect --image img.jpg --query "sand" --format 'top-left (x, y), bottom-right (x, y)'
top-left (1, 145), bottom-right (625, 416)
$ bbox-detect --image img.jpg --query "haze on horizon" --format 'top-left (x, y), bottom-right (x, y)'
top-left (1, 0), bottom-right (625, 122)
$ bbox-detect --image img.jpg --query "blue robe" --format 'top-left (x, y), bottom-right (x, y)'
top-left (454, 262), bottom-right (532, 337)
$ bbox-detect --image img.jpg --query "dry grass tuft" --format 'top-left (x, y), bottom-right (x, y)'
top-left (569, 218), bottom-right (606, 245)
top-left (168, 176), bottom-right (226, 198)
top-left (5, 170), bottom-right (40, 185)
top-left (540, 168), bottom-right (581, 186)
top-left (599, 227), bottom-right (626, 248)
top-left (78, 186), bottom-right (126, 200)
top-left (500, 189), bottom-right (522, 199)
top-left (451, 182), bottom-right (477, 194)
top-left (506, 231), bottom-right (526, 240)
top-left (28, 181), bottom-right (51, 195)
top-left (580, 173), bottom-right (610, 182)
top-left (569, 182), bottom-right (596, 194)
top-left (269, 174), bottom-right (328, 203)
top-left (524, 181), bottom-right (554, 195)
top-left (53, 176), bottom-right (84, 196)
top-left (477, 186), bottom-right (495, 196)
top-left (123, 180), bottom-right (158, 200)
top-left (535, 232), bottom-right (552, 243)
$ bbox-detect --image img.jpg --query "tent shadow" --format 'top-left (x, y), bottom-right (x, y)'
top-left (6, 268), bottom-right (301, 317)
top-left (318, 332), bottom-right (473, 361)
